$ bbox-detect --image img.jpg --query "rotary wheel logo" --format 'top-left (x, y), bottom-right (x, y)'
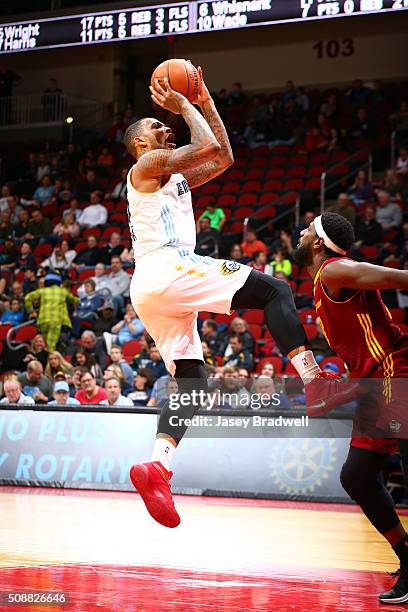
top-left (269, 439), bottom-right (337, 494)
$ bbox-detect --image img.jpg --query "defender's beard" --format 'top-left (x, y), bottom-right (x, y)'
top-left (292, 243), bottom-right (313, 267)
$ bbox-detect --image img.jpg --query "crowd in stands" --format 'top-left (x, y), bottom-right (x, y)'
top-left (0, 77), bottom-right (407, 408)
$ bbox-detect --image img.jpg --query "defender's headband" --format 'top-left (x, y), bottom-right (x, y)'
top-left (314, 215), bottom-right (347, 255)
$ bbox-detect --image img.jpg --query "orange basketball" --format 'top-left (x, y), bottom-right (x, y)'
top-left (151, 59), bottom-right (201, 103)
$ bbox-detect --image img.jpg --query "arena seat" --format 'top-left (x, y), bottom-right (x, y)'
top-left (320, 356), bottom-right (346, 374)
top-left (303, 323), bottom-right (318, 341)
top-left (248, 323), bottom-right (263, 341)
top-left (82, 227), bottom-right (101, 239)
top-left (122, 340), bottom-right (142, 363)
top-left (242, 310), bottom-right (264, 325)
top-left (298, 280), bottom-right (314, 298)
top-left (237, 194), bottom-right (257, 206)
top-left (287, 166), bottom-right (305, 178)
top-left (242, 180), bottom-right (261, 193)
top-left (224, 181), bottom-right (241, 193)
top-left (265, 167), bottom-right (285, 178)
top-left (255, 355), bottom-right (283, 374)
top-left (259, 192), bottom-right (279, 205)
top-left (255, 205), bottom-right (276, 219)
top-left (360, 246), bottom-right (379, 261)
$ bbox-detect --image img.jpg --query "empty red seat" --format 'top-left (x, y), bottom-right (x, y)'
top-left (196, 195), bottom-right (216, 207)
top-left (122, 340), bottom-right (142, 363)
top-left (281, 191), bottom-right (299, 205)
top-left (310, 152), bottom-right (328, 163)
top-left (223, 169), bottom-right (245, 181)
top-left (250, 157), bottom-right (268, 168)
top-left (238, 193), bottom-right (257, 206)
top-left (290, 154), bottom-right (308, 165)
top-left (287, 166), bottom-right (305, 178)
top-left (360, 246), bottom-right (379, 261)
top-left (77, 268), bottom-right (95, 281)
top-left (255, 205), bottom-right (276, 219)
top-left (264, 179), bottom-right (283, 192)
top-left (217, 194), bottom-right (237, 207)
top-left (224, 181), bottom-right (241, 193)
top-left (226, 221), bottom-right (242, 234)
top-left (201, 182), bottom-right (221, 194)
top-left (265, 167), bottom-right (285, 179)
top-left (82, 227), bottom-right (101, 239)
top-left (242, 180), bottom-right (261, 193)
top-left (305, 178), bottom-right (321, 191)
top-left (285, 179), bottom-right (304, 191)
top-left (259, 192), bottom-right (279, 205)
top-left (270, 155), bottom-right (288, 166)
top-left (234, 207), bottom-right (253, 220)
top-left (101, 226), bottom-right (122, 239)
top-left (248, 323), bottom-right (263, 341)
top-left (246, 169), bottom-right (265, 180)
top-left (242, 310), bottom-right (264, 325)
top-left (308, 165), bottom-right (326, 177)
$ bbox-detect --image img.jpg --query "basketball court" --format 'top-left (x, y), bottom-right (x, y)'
top-left (1, 485), bottom-right (406, 611)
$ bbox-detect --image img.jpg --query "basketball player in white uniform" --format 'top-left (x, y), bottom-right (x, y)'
top-left (125, 69), bottom-right (343, 528)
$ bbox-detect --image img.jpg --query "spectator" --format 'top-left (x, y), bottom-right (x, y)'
top-left (18, 360), bottom-right (53, 403)
top-left (354, 206), bottom-right (383, 248)
top-left (103, 364), bottom-right (126, 389)
top-left (228, 82), bottom-right (247, 106)
top-left (105, 167), bottom-right (128, 201)
top-left (105, 255), bottom-right (130, 305)
top-left (131, 332), bottom-right (154, 371)
top-left (106, 113), bottom-right (126, 143)
top-left (224, 317), bottom-right (255, 355)
top-left (127, 368), bottom-right (154, 406)
top-left (78, 191), bottom-right (108, 228)
top-left (52, 212), bottom-right (80, 241)
top-left (100, 232), bottom-right (124, 265)
top-left (202, 340), bottom-right (217, 367)
top-left (305, 126), bottom-right (330, 153)
top-left (48, 380), bottom-right (80, 406)
top-left (109, 344), bottom-right (135, 391)
top-left (396, 146), bottom-right (408, 178)
top-left (251, 375), bottom-right (290, 410)
top-left (241, 229), bottom-right (268, 258)
top-left (143, 344), bottom-right (167, 381)
top-left (75, 330), bottom-right (108, 371)
top-left (0, 377), bottom-right (34, 405)
top-left (347, 79), bottom-right (371, 106)
top-left (94, 300), bottom-right (118, 337)
top-left (40, 241), bottom-right (77, 271)
top-left (6, 196), bottom-right (23, 226)
top-left (218, 366), bottom-right (251, 409)
top-left (375, 190), bottom-right (402, 231)
top-left (22, 269), bottom-right (37, 294)
top-left (23, 333), bottom-right (49, 369)
top-left (15, 242), bottom-right (36, 273)
top-left (35, 153), bottom-right (50, 183)
top-left (14, 209), bottom-right (30, 240)
top-left (74, 370), bottom-right (108, 405)
top-left (222, 333), bottom-right (253, 370)
top-left (33, 175), bottom-right (55, 206)
top-left (229, 243), bottom-right (247, 263)
top-left (0, 297), bottom-right (24, 326)
top-left (259, 361), bottom-right (286, 394)
top-left (0, 211), bottom-right (12, 240)
top-left (74, 235), bottom-right (102, 267)
top-left (269, 246), bottom-right (292, 277)
top-left (201, 319), bottom-right (222, 355)
top-left (25, 209), bottom-right (53, 243)
top-left (100, 377), bottom-right (134, 407)
top-left (97, 146), bottom-right (113, 167)
top-left (71, 347), bottom-right (103, 383)
top-left (296, 86), bottom-right (309, 112)
top-left (328, 193), bottom-right (356, 227)
top-left (198, 203), bottom-right (226, 232)
top-left (44, 350), bottom-right (74, 381)
top-left (0, 184), bottom-right (11, 210)
top-left (24, 272), bottom-right (78, 351)
top-left (248, 250), bottom-right (272, 273)
top-left (108, 303), bottom-right (144, 348)
top-left (349, 107), bottom-right (374, 141)
top-left (75, 279), bottom-right (105, 321)
top-left (347, 169), bottom-right (374, 206)
top-left (63, 198), bottom-right (82, 222)
top-left (196, 217), bottom-right (220, 256)
top-left (77, 262), bottom-right (109, 297)
top-left (77, 170), bottom-right (103, 200)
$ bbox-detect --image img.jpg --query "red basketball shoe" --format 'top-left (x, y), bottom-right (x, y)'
top-left (130, 461), bottom-right (180, 528)
top-left (305, 372), bottom-right (360, 416)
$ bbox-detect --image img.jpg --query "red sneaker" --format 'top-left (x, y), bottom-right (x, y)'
top-left (130, 461), bottom-right (180, 528)
top-left (305, 372), bottom-right (360, 416)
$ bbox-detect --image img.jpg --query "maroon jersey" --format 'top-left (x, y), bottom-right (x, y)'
top-left (314, 257), bottom-right (403, 378)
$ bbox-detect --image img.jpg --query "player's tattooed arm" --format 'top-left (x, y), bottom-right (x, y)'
top-left (322, 259), bottom-right (408, 292)
top-left (136, 79), bottom-right (220, 179)
top-left (183, 66), bottom-right (234, 188)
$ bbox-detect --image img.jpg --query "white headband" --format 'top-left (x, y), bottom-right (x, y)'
top-left (314, 215), bottom-right (347, 255)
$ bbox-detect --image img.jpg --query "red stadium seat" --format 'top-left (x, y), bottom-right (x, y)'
top-left (360, 246), bottom-right (379, 261)
top-left (234, 207), bottom-right (253, 220)
top-left (223, 169), bottom-right (245, 182)
top-left (284, 362), bottom-right (300, 377)
top-left (224, 181), bottom-right (241, 193)
top-left (110, 213), bottom-right (128, 224)
top-left (9, 324), bottom-right (38, 344)
top-left (101, 226), bottom-right (122, 239)
top-left (265, 167), bottom-right (285, 179)
top-left (290, 154), bottom-right (308, 165)
top-left (226, 221), bottom-right (243, 234)
top-left (122, 340), bottom-right (142, 363)
top-left (270, 155), bottom-right (288, 166)
top-left (250, 157), bottom-right (268, 168)
top-left (201, 183), bottom-right (221, 194)
top-left (198, 311), bottom-right (214, 320)
top-left (0, 324), bottom-right (13, 341)
top-left (308, 165), bottom-right (326, 177)
top-left (82, 227), bottom-right (101, 239)
top-left (310, 152), bottom-right (328, 164)
top-left (217, 195), bottom-right (237, 207)
top-left (214, 313), bottom-right (234, 324)
top-left (238, 193), bottom-right (257, 206)
top-left (33, 244), bottom-right (52, 259)
top-left (246, 169), bottom-right (265, 180)
top-left (77, 268), bottom-right (95, 281)
top-left (303, 323), bottom-right (318, 341)
top-left (281, 191), bottom-right (299, 205)
top-left (264, 179), bottom-right (283, 192)
top-left (248, 323), bottom-right (263, 341)
top-left (285, 179), bottom-right (305, 191)
top-left (259, 192), bottom-right (279, 205)
top-left (242, 180), bottom-right (261, 193)
top-left (255, 205), bottom-right (276, 219)
top-left (287, 166), bottom-right (305, 178)
top-left (305, 178), bottom-right (321, 191)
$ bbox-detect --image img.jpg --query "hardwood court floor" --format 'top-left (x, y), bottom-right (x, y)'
top-left (0, 486), bottom-right (407, 611)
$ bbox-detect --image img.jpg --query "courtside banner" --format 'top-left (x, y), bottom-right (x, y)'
top-left (0, 408), bottom-right (352, 500)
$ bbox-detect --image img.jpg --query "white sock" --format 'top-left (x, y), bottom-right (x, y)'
top-left (290, 350), bottom-right (320, 384)
top-left (151, 437), bottom-right (176, 472)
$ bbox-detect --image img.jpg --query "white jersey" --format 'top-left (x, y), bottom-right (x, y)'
top-left (126, 166), bottom-right (196, 263)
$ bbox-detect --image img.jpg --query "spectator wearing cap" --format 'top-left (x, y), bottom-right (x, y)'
top-left (94, 300), bottom-right (118, 337)
top-left (78, 191), bottom-right (107, 228)
top-left (100, 232), bottom-right (124, 265)
top-left (0, 377), bottom-right (35, 405)
top-left (100, 377), bottom-right (134, 407)
top-left (18, 360), bottom-right (53, 403)
top-left (375, 190), bottom-right (402, 231)
top-left (322, 362), bottom-right (340, 375)
top-left (75, 370), bottom-right (108, 404)
top-left (48, 380), bottom-right (80, 406)
top-left (109, 344), bottom-right (135, 392)
top-left (24, 272), bottom-right (78, 351)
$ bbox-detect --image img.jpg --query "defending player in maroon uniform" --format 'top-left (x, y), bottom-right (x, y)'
top-left (294, 211), bottom-right (408, 604)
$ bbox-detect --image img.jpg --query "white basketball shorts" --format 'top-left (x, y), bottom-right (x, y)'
top-left (130, 247), bottom-right (252, 375)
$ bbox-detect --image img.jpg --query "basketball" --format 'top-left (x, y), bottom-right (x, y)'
top-left (151, 59), bottom-right (201, 103)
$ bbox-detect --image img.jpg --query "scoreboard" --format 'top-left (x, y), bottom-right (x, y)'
top-left (0, 0), bottom-right (407, 54)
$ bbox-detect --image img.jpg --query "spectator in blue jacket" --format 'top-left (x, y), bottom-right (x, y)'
top-left (109, 344), bottom-right (135, 392)
top-left (33, 175), bottom-right (55, 205)
top-left (110, 303), bottom-right (144, 345)
top-left (0, 297), bottom-right (25, 326)
top-left (76, 279), bottom-right (105, 321)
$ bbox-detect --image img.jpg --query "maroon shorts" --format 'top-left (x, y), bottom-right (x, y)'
top-left (351, 338), bottom-right (408, 454)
